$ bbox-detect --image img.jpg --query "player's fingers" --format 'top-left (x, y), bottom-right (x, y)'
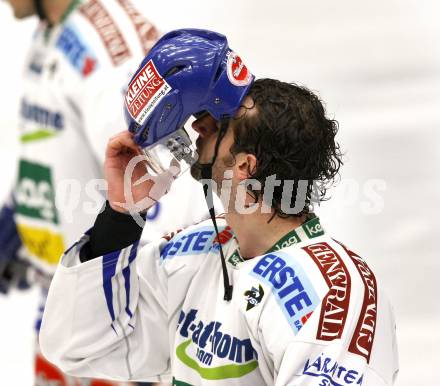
top-left (106, 131), bottom-right (142, 157)
top-left (107, 130), bottom-right (136, 147)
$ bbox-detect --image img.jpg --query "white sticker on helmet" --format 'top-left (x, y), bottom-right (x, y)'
top-left (226, 51), bottom-right (252, 87)
top-left (125, 59), bottom-right (172, 124)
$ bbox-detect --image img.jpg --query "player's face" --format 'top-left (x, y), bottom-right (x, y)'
top-left (6, 0), bottom-right (36, 19)
top-left (191, 114), bottom-right (233, 164)
top-left (190, 112), bottom-right (232, 182)
top-left (190, 97), bottom-right (255, 187)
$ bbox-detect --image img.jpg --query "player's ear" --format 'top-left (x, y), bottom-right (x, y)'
top-left (235, 153), bottom-right (257, 181)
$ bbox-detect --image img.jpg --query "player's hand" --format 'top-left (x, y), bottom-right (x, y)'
top-left (104, 131), bottom-right (154, 213)
top-left (104, 131), bottom-right (178, 214)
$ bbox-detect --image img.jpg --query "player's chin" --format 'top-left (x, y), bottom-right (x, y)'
top-left (11, 7), bottom-right (35, 19)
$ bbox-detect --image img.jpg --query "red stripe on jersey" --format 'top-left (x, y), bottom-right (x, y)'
top-left (213, 226), bottom-right (233, 245)
top-left (335, 240), bottom-right (377, 363)
top-left (303, 242), bottom-right (351, 341)
top-left (79, 0), bottom-right (131, 66)
top-left (116, 0), bottom-right (159, 55)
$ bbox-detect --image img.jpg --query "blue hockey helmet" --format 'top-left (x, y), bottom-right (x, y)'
top-left (123, 28), bottom-right (254, 175)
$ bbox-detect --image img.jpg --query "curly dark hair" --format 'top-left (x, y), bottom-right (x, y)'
top-left (229, 78), bottom-right (343, 218)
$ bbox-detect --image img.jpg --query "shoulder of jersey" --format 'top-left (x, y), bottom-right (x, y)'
top-left (58, 0), bottom-right (158, 77)
top-left (247, 237), bottom-right (380, 353)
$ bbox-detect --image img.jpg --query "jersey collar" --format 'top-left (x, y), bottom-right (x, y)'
top-left (265, 215), bottom-right (325, 254)
top-left (60, 0), bottom-right (82, 23)
top-left (227, 215), bottom-right (325, 268)
top-left (43, 0), bottom-right (81, 40)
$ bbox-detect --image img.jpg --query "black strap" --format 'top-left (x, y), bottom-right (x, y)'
top-left (34, 0), bottom-right (46, 20)
top-left (199, 119), bottom-right (233, 301)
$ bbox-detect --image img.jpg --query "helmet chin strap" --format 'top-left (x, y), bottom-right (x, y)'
top-left (200, 118), bottom-right (233, 301)
top-left (34, 0), bottom-right (47, 20)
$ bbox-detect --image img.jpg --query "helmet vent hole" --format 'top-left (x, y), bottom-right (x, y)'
top-left (213, 65), bottom-right (223, 82)
top-left (164, 65), bottom-right (186, 78)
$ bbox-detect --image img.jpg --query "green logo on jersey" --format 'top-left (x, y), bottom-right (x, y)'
top-left (15, 159), bottom-right (59, 224)
top-left (14, 159), bottom-right (65, 266)
top-left (172, 378), bottom-right (193, 386)
top-left (303, 217), bottom-right (324, 239)
top-left (176, 339), bottom-right (258, 380)
top-left (20, 129), bottom-right (58, 143)
top-left (176, 309), bottom-right (258, 380)
top-left (228, 250), bottom-right (244, 267)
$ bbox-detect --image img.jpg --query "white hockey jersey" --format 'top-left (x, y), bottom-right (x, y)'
top-left (13, 0), bottom-right (211, 279)
top-left (40, 216), bottom-right (399, 385)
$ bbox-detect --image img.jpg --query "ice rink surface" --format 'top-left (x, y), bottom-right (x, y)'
top-left (0, 0), bottom-right (439, 384)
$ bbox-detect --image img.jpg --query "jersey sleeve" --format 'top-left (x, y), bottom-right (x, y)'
top-left (39, 232), bottom-right (172, 382)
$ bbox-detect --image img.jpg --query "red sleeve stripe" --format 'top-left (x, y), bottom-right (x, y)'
top-left (334, 240), bottom-right (378, 363)
top-left (303, 242), bottom-right (351, 341)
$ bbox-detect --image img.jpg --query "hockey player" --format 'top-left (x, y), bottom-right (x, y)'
top-left (40, 29), bottom-right (399, 385)
top-left (1, 1), bottom-right (208, 385)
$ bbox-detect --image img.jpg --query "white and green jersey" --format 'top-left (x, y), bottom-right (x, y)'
top-left (40, 216), bottom-right (399, 385)
top-left (13, 0), bottom-right (210, 279)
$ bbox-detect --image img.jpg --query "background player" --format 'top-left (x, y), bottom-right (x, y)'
top-left (0, 1), bottom-right (209, 385)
